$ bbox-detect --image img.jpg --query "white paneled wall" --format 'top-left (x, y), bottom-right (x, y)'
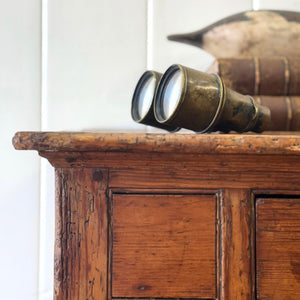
top-left (256, 0), bottom-right (300, 10)
top-left (46, 0), bottom-right (147, 131)
top-left (2, 1), bottom-right (300, 299)
top-left (0, 1), bottom-right (41, 300)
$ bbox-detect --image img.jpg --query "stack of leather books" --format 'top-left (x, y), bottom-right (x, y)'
top-left (209, 57), bottom-right (300, 131)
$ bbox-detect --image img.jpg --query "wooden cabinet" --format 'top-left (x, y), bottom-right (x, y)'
top-left (13, 132), bottom-right (300, 300)
top-left (256, 197), bottom-right (300, 300)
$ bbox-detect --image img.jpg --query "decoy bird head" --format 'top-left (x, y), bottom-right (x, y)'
top-left (168, 10), bottom-right (300, 58)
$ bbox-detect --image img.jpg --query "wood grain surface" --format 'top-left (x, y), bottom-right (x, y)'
top-left (221, 189), bottom-right (255, 300)
top-left (54, 168), bottom-right (108, 300)
top-left (111, 193), bottom-right (217, 299)
top-left (256, 198), bottom-right (300, 300)
top-left (12, 131), bottom-right (300, 155)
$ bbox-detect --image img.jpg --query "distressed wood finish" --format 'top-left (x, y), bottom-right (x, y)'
top-left (12, 131), bottom-right (300, 155)
top-left (111, 194), bottom-right (217, 299)
top-left (221, 189), bottom-right (255, 300)
top-left (12, 132), bottom-right (300, 299)
top-left (55, 168), bottom-right (108, 299)
top-left (256, 198), bottom-right (300, 300)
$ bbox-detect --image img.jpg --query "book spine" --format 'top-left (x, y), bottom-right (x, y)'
top-left (212, 57), bottom-right (300, 96)
top-left (254, 96), bottom-right (300, 131)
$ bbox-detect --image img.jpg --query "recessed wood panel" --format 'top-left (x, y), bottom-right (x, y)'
top-left (256, 198), bottom-right (300, 299)
top-left (111, 194), bottom-right (217, 299)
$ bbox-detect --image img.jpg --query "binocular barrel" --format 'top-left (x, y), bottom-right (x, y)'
top-left (132, 64), bottom-right (274, 133)
top-left (154, 65), bottom-right (271, 133)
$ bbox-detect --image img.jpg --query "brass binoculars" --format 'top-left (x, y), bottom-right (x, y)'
top-left (131, 64), bottom-right (271, 133)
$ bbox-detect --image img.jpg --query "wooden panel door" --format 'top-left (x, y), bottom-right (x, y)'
top-left (111, 193), bottom-right (217, 299)
top-left (256, 197), bottom-right (300, 299)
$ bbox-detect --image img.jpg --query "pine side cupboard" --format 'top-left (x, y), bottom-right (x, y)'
top-left (13, 132), bottom-right (300, 300)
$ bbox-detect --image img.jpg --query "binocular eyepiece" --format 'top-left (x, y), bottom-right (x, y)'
top-left (131, 70), bottom-right (180, 132)
top-left (131, 64), bottom-right (271, 133)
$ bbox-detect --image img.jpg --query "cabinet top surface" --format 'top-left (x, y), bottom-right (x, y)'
top-left (12, 131), bottom-right (300, 156)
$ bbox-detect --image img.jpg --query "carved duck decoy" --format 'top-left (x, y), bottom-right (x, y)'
top-left (168, 10), bottom-right (300, 58)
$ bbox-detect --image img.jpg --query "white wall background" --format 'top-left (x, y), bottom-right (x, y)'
top-left (1, 0), bottom-right (299, 299)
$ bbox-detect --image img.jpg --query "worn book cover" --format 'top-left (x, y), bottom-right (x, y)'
top-left (208, 57), bottom-right (300, 96)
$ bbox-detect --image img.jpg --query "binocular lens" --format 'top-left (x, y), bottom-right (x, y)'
top-left (155, 65), bottom-right (184, 123)
top-left (131, 70), bottom-right (181, 132)
top-left (137, 75), bottom-right (156, 119)
top-left (161, 69), bottom-right (183, 120)
top-left (132, 72), bottom-right (156, 121)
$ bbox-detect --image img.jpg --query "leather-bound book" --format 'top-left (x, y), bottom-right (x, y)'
top-left (253, 96), bottom-right (300, 131)
top-left (208, 57), bottom-right (300, 96)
